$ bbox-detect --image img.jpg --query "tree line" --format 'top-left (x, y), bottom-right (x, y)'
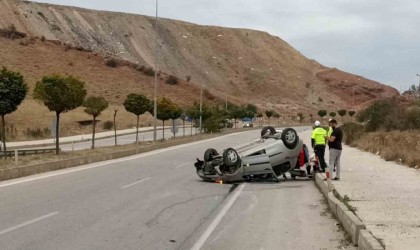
top-left (0, 68), bottom-right (263, 156)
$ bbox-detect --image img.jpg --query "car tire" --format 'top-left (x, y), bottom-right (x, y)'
top-left (261, 126), bottom-right (276, 137)
top-left (204, 148), bottom-right (219, 162)
top-left (223, 148), bottom-right (240, 167)
top-left (281, 128), bottom-right (299, 149)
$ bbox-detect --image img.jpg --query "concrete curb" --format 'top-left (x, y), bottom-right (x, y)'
top-left (315, 174), bottom-right (383, 249)
top-left (358, 230), bottom-right (385, 250)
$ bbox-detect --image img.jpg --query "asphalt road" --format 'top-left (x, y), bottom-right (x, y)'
top-left (60, 127), bottom-right (199, 151)
top-left (0, 128), bottom-right (353, 250)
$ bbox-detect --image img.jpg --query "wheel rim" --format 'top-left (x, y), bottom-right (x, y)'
top-left (285, 130), bottom-right (296, 144)
top-left (227, 150), bottom-right (238, 163)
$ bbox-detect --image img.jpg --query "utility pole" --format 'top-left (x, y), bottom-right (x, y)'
top-left (417, 74), bottom-right (420, 99)
top-left (153, 0), bottom-right (159, 142)
top-left (199, 84), bottom-right (203, 134)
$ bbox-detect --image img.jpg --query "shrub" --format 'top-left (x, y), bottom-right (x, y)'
top-left (26, 127), bottom-right (50, 139)
top-left (40, 35), bottom-right (46, 41)
top-left (165, 75), bottom-right (178, 85)
top-left (186, 75), bottom-right (191, 82)
top-left (357, 98), bottom-right (404, 132)
top-left (144, 67), bottom-right (155, 76)
top-left (0, 24), bottom-right (27, 39)
top-left (341, 122), bottom-right (364, 146)
top-left (105, 58), bottom-right (118, 68)
top-left (102, 120), bottom-right (113, 130)
top-left (136, 65), bottom-right (145, 72)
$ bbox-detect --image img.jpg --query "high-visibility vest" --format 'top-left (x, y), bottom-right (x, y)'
top-left (312, 127), bottom-right (327, 145)
top-left (328, 127), bottom-right (333, 136)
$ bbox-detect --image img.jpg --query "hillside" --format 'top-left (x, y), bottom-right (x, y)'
top-left (0, 0), bottom-right (400, 139)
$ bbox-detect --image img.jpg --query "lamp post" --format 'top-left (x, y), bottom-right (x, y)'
top-left (199, 84), bottom-right (203, 134)
top-left (416, 74), bottom-right (420, 98)
top-left (153, 0), bottom-right (159, 141)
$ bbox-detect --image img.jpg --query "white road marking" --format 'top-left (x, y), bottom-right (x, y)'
top-left (175, 162), bottom-right (191, 169)
top-left (191, 183), bottom-right (246, 250)
top-left (0, 212), bottom-right (59, 236)
top-left (0, 131), bottom-right (244, 189)
top-left (121, 177), bottom-right (152, 189)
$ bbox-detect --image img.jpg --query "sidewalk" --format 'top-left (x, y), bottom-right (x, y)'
top-left (301, 130), bottom-right (420, 250)
top-left (7, 126), bottom-right (169, 148)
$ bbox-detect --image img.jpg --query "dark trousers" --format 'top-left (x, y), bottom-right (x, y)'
top-left (314, 145), bottom-right (327, 171)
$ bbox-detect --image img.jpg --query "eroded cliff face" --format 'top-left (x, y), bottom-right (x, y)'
top-left (0, 0), bottom-right (399, 114)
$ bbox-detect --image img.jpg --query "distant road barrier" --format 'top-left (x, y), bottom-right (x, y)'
top-left (1, 148), bottom-right (59, 165)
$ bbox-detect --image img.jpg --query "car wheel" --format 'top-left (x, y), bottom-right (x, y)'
top-left (204, 148), bottom-right (219, 162)
top-left (223, 148), bottom-right (240, 167)
top-left (281, 128), bottom-right (299, 149)
top-left (261, 126), bottom-right (276, 137)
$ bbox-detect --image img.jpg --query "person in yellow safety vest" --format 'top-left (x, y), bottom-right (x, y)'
top-left (328, 118), bottom-right (333, 136)
top-left (311, 120), bottom-right (327, 172)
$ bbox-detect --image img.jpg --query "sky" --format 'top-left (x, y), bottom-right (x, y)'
top-left (34, 0), bottom-right (420, 91)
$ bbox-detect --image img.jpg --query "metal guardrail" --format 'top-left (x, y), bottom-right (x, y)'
top-left (0, 147), bottom-right (58, 158)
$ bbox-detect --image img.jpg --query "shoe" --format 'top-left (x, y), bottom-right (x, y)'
top-left (332, 177), bottom-right (340, 181)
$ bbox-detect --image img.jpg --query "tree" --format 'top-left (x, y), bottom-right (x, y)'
top-left (337, 109), bottom-right (347, 122)
top-left (83, 96), bottom-right (109, 149)
top-left (0, 67), bottom-right (28, 154)
top-left (329, 112), bottom-right (336, 118)
top-left (348, 110), bottom-right (356, 121)
top-left (257, 113), bottom-right (263, 127)
top-left (297, 112), bottom-right (304, 124)
top-left (169, 103), bottom-right (182, 138)
top-left (33, 75), bottom-right (86, 154)
top-left (318, 110), bottom-right (327, 121)
top-left (265, 110), bottom-right (274, 125)
top-left (230, 107), bottom-right (245, 128)
top-left (273, 113), bottom-right (280, 126)
top-left (124, 94), bottom-right (151, 144)
top-left (186, 103), bottom-right (200, 134)
top-left (151, 97), bottom-right (177, 140)
top-left (113, 109), bottom-right (118, 146)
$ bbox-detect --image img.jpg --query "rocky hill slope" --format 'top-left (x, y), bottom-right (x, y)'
top-left (0, 0), bottom-right (400, 138)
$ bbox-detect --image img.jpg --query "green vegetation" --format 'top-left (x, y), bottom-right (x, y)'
top-left (348, 110), bottom-right (356, 121)
top-left (318, 109), bottom-right (327, 121)
top-left (0, 24), bottom-right (27, 39)
top-left (144, 67), bottom-right (155, 77)
top-left (83, 96), bottom-right (109, 149)
top-left (342, 98), bottom-right (420, 168)
top-left (297, 112), bottom-right (304, 124)
top-left (34, 75), bottom-right (87, 154)
top-left (265, 110), bottom-right (274, 124)
top-left (337, 109), bottom-right (347, 121)
top-left (0, 67), bottom-right (28, 153)
top-left (165, 75), bottom-right (179, 85)
top-left (102, 120), bottom-right (114, 130)
top-left (105, 58), bottom-right (118, 68)
top-left (123, 94), bottom-right (151, 144)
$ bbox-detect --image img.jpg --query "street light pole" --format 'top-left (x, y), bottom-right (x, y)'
top-left (153, 0), bottom-right (159, 142)
top-left (199, 84), bottom-right (203, 134)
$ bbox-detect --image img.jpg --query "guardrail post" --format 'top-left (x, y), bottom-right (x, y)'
top-left (15, 149), bottom-right (18, 165)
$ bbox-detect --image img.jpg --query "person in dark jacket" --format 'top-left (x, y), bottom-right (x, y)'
top-left (325, 119), bottom-right (343, 180)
